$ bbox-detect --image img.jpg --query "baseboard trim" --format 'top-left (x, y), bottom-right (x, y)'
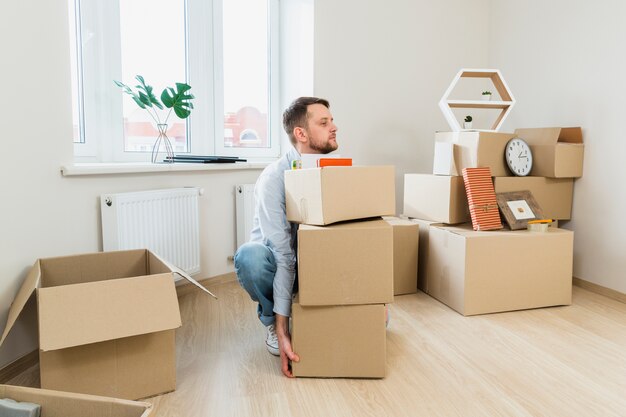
top-left (573, 277), bottom-right (626, 304)
top-left (0, 350), bottom-right (38, 384)
top-left (176, 272), bottom-right (237, 298)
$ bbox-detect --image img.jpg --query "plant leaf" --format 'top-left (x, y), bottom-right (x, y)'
top-left (114, 79), bottom-right (146, 108)
top-left (134, 75), bottom-right (163, 109)
top-left (132, 96), bottom-right (147, 109)
top-left (161, 83), bottom-right (195, 119)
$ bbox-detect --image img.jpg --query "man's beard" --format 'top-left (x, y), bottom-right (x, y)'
top-left (309, 136), bottom-right (338, 154)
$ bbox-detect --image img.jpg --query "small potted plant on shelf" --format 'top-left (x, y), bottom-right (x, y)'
top-left (464, 115), bottom-right (473, 129)
top-left (481, 90), bottom-right (492, 101)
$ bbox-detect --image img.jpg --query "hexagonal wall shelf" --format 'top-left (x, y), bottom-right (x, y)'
top-left (438, 68), bottom-right (515, 132)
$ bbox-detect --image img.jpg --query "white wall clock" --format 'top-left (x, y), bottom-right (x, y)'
top-left (505, 137), bottom-right (533, 176)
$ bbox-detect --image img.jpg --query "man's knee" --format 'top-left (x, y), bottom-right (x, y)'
top-left (234, 242), bottom-right (275, 283)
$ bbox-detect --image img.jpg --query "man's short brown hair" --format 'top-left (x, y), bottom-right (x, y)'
top-left (283, 97), bottom-right (330, 145)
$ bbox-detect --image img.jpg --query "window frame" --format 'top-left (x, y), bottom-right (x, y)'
top-left (72, 0), bottom-right (281, 163)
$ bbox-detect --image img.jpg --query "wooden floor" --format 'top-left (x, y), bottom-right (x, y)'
top-left (8, 280), bottom-right (626, 416)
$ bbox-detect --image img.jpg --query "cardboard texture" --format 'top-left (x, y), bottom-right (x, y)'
top-left (297, 219), bottom-right (394, 306)
top-left (406, 218), bottom-right (445, 293)
top-left (433, 131), bottom-right (516, 177)
top-left (0, 385), bottom-right (152, 417)
top-left (0, 249), bottom-right (211, 400)
top-left (285, 166), bottom-right (395, 225)
top-left (493, 176), bottom-right (574, 220)
top-left (514, 127), bottom-right (584, 178)
top-left (426, 225), bottom-right (573, 316)
top-left (383, 216), bottom-right (419, 295)
top-left (403, 174), bottom-right (470, 224)
top-left (291, 301), bottom-right (386, 378)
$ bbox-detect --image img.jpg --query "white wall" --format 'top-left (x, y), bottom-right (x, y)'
top-left (489, 0), bottom-right (626, 293)
top-left (314, 0), bottom-right (491, 209)
top-left (2, 0), bottom-right (623, 370)
top-left (0, 0), bottom-right (263, 367)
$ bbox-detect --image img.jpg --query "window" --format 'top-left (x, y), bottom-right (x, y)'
top-left (69, 0), bottom-right (281, 162)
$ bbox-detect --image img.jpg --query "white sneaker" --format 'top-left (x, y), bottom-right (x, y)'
top-left (266, 324), bottom-right (280, 356)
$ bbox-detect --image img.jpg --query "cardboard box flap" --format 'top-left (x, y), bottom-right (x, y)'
top-left (39, 250), bottom-right (149, 288)
top-left (38, 274), bottom-right (182, 351)
top-left (382, 216), bottom-right (415, 226)
top-left (435, 223), bottom-right (485, 237)
top-left (0, 261), bottom-right (41, 346)
top-left (284, 169), bottom-right (324, 224)
top-left (0, 385), bottom-right (153, 417)
top-left (515, 127), bottom-right (583, 146)
top-left (148, 251), bottom-right (217, 299)
top-left (558, 127), bottom-right (583, 144)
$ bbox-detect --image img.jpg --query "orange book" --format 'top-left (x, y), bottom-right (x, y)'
top-left (462, 167), bottom-right (503, 231)
top-left (317, 158), bottom-right (353, 167)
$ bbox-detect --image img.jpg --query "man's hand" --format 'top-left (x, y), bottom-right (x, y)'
top-left (275, 314), bottom-right (300, 377)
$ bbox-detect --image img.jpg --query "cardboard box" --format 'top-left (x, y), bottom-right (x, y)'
top-left (298, 219), bottom-right (393, 306)
top-left (383, 216), bottom-right (419, 295)
top-left (426, 225), bottom-right (573, 316)
top-left (0, 385), bottom-right (152, 417)
top-left (493, 176), bottom-right (574, 220)
top-left (285, 166), bottom-right (395, 225)
top-left (406, 218), bottom-right (446, 293)
top-left (403, 174), bottom-right (470, 224)
top-left (0, 249), bottom-right (214, 400)
top-left (433, 131), bottom-right (516, 177)
top-left (514, 127), bottom-right (584, 178)
top-left (291, 300), bottom-right (386, 378)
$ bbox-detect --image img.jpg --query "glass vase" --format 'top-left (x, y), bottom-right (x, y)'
top-left (152, 123), bottom-right (174, 163)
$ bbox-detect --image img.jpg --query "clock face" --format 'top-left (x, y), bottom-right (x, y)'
top-left (505, 138), bottom-right (533, 176)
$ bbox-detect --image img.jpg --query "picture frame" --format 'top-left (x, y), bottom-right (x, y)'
top-left (496, 190), bottom-right (545, 230)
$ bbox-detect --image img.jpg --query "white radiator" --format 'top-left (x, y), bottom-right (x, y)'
top-left (100, 187), bottom-right (201, 275)
top-left (235, 184), bottom-right (256, 251)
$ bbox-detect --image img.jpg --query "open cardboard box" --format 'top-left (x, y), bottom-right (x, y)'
top-left (433, 131), bottom-right (516, 177)
top-left (285, 166), bottom-right (395, 225)
top-left (0, 249), bottom-right (215, 400)
top-left (0, 384), bottom-right (152, 417)
top-left (514, 127), bottom-right (583, 178)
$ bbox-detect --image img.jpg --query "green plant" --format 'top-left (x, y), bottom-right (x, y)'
top-left (114, 75), bottom-right (195, 125)
top-left (464, 115), bottom-right (473, 122)
top-left (482, 90), bottom-right (492, 95)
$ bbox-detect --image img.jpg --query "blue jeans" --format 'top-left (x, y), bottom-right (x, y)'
top-left (234, 242), bottom-right (277, 326)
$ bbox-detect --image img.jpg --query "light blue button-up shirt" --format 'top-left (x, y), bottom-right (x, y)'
top-left (249, 147), bottom-right (301, 317)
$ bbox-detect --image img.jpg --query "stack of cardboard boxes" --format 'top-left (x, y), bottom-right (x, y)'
top-left (285, 165), bottom-right (418, 378)
top-left (404, 127), bottom-right (583, 316)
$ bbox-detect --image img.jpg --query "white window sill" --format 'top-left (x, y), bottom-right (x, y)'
top-left (61, 161), bottom-right (271, 176)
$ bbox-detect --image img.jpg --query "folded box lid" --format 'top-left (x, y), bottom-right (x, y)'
top-left (515, 127), bottom-right (583, 146)
top-left (0, 249), bottom-right (217, 350)
top-left (0, 384), bottom-right (153, 417)
top-left (37, 273), bottom-right (182, 352)
top-left (0, 260), bottom-right (42, 346)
